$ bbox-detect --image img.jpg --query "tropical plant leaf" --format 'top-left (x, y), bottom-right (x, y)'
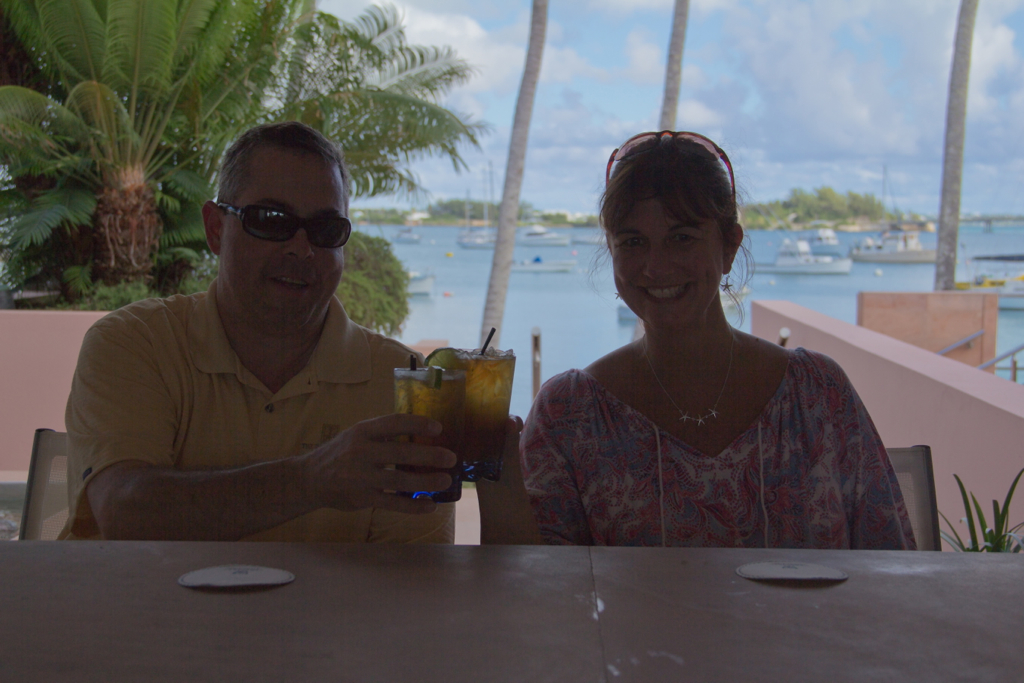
top-left (10, 186), bottom-right (96, 247)
top-left (938, 512), bottom-right (968, 552)
top-left (61, 262), bottom-right (93, 296)
top-left (35, 0), bottom-right (107, 84)
top-left (162, 167), bottom-right (212, 203)
top-left (159, 202), bottom-right (205, 248)
top-left (104, 0), bottom-right (179, 96)
top-left (952, 474), bottom-right (979, 551)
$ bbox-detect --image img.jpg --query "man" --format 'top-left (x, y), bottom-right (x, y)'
top-left (60, 122), bottom-right (456, 542)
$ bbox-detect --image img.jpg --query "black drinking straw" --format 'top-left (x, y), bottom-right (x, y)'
top-left (409, 354), bottom-right (417, 371)
top-left (480, 327), bottom-right (496, 355)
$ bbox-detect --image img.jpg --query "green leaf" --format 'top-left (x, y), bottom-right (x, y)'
top-left (36, 0), bottom-right (107, 83)
top-left (953, 474), bottom-right (979, 551)
top-left (162, 167), bottom-right (212, 203)
top-left (62, 262), bottom-right (93, 296)
top-left (939, 511), bottom-right (969, 552)
top-left (971, 493), bottom-right (990, 551)
top-left (11, 186), bottom-right (97, 247)
top-left (996, 468), bottom-right (1024, 536)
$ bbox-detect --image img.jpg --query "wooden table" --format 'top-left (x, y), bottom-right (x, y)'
top-left (1, 543), bottom-right (1020, 682)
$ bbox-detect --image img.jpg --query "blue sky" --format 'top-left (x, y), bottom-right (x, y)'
top-left (320, 0), bottom-right (1024, 217)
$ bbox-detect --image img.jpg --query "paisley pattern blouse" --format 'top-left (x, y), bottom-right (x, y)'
top-left (521, 348), bottom-right (915, 549)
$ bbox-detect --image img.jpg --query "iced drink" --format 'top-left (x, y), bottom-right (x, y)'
top-left (426, 348), bottom-right (515, 482)
top-left (394, 367), bottom-right (465, 503)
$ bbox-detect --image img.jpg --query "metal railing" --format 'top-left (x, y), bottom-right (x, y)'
top-left (977, 341), bottom-right (1024, 383)
top-left (937, 330), bottom-right (984, 356)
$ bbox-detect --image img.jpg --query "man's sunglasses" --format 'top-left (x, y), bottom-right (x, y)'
top-left (605, 130), bottom-right (735, 204)
top-left (217, 203), bottom-right (352, 249)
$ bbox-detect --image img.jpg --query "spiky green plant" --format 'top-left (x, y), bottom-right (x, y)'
top-left (939, 468), bottom-right (1024, 552)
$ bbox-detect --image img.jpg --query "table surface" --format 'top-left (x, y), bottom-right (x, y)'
top-left (1, 542), bottom-right (1021, 682)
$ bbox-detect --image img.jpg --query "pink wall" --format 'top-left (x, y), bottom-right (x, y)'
top-left (857, 291), bottom-right (998, 370)
top-left (752, 300), bottom-right (1024, 540)
top-left (0, 309), bottom-right (444, 480)
top-left (0, 310), bottom-right (106, 479)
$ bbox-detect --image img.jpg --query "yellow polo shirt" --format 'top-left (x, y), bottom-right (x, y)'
top-left (60, 286), bottom-right (454, 542)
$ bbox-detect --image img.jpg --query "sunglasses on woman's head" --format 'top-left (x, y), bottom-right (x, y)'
top-left (605, 130), bottom-right (736, 204)
top-left (217, 203), bottom-right (352, 249)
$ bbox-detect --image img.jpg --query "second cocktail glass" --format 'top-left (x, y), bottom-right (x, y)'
top-left (426, 347), bottom-right (516, 482)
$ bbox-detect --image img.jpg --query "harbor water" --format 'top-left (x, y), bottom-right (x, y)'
top-left (374, 224), bottom-right (1024, 421)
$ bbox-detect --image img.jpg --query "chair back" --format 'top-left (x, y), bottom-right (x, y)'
top-left (19, 429), bottom-right (69, 541)
top-left (887, 445), bottom-right (941, 551)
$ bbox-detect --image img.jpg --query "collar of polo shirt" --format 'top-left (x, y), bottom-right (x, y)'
top-left (188, 282), bottom-right (371, 387)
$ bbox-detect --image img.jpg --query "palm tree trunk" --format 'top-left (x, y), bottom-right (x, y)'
top-left (479, 0), bottom-right (548, 348)
top-left (659, 0), bottom-right (690, 130)
top-left (935, 0), bottom-right (979, 291)
top-left (93, 178), bottom-right (163, 284)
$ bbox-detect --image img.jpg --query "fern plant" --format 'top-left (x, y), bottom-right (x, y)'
top-left (940, 468), bottom-right (1024, 552)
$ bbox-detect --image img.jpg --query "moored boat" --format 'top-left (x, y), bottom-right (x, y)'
top-left (457, 227), bottom-right (497, 249)
top-left (756, 239), bottom-right (852, 274)
top-left (849, 231), bottom-right (936, 263)
top-left (805, 227), bottom-right (845, 257)
top-left (519, 224), bottom-right (570, 247)
top-left (957, 273), bottom-right (1024, 310)
top-left (407, 271), bottom-right (435, 296)
top-left (510, 256), bottom-right (576, 273)
top-left (393, 228), bottom-right (421, 244)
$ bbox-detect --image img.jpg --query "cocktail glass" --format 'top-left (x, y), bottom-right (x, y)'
top-left (394, 367), bottom-right (465, 503)
top-left (426, 348), bottom-right (515, 482)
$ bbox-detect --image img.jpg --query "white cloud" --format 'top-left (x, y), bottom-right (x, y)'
top-left (676, 99), bottom-right (721, 128)
top-left (542, 46), bottom-right (609, 83)
top-left (620, 29), bottom-right (664, 84)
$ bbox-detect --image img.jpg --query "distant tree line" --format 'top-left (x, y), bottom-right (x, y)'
top-left (423, 199), bottom-right (597, 226)
top-left (744, 187), bottom-right (894, 229)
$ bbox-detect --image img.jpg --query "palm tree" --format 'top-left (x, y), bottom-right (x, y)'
top-left (0, 1), bottom-right (482, 296)
top-left (273, 5), bottom-right (483, 199)
top-left (480, 0), bottom-right (548, 348)
top-left (935, 0), bottom-right (979, 291)
top-left (659, 0), bottom-right (690, 131)
top-left (0, 0), bottom-right (270, 286)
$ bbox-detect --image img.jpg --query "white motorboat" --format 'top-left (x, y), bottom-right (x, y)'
top-left (510, 257), bottom-right (576, 273)
top-left (850, 231), bottom-right (936, 263)
top-left (958, 273), bottom-right (1024, 310)
top-left (519, 224), bottom-right (570, 247)
top-left (407, 271), bottom-right (435, 296)
top-left (999, 276), bottom-right (1024, 310)
top-left (756, 239), bottom-right (852, 274)
top-left (393, 228), bottom-right (421, 244)
top-left (571, 229), bottom-right (606, 246)
top-left (457, 227), bottom-right (497, 249)
top-left (805, 228), bottom-right (844, 256)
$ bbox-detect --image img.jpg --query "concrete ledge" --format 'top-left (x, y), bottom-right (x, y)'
top-left (752, 300), bottom-right (1024, 539)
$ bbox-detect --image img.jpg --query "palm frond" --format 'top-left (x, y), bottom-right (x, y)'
top-left (159, 200), bottom-right (205, 247)
top-left (61, 262), bottom-right (93, 296)
top-left (162, 166), bottom-right (212, 203)
top-left (103, 0), bottom-right (178, 96)
top-left (10, 185), bottom-right (96, 247)
top-left (370, 46), bottom-right (474, 100)
top-left (35, 0), bottom-right (107, 84)
top-left (0, 85), bottom-right (94, 152)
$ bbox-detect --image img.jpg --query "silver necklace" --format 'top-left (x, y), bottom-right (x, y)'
top-left (642, 331), bottom-right (735, 426)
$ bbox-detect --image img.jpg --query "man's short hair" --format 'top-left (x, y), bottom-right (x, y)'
top-left (217, 121), bottom-right (351, 206)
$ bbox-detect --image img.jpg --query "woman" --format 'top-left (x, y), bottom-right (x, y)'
top-left (518, 131), bottom-right (914, 549)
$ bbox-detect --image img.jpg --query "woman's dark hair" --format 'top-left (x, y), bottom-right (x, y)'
top-left (599, 135), bottom-right (752, 311)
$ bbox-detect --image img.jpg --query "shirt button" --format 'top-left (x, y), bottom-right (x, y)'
top-left (265, 403), bottom-right (274, 413)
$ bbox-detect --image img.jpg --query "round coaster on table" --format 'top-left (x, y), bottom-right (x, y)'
top-left (736, 561), bottom-right (848, 582)
top-left (178, 565), bottom-right (295, 589)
